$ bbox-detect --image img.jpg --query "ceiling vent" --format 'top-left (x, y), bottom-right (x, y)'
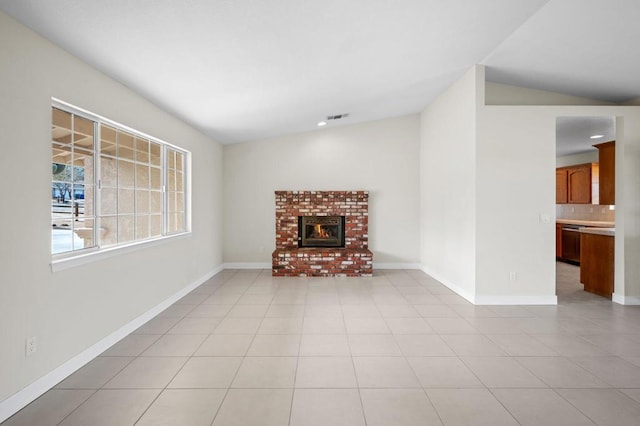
top-left (327, 113), bottom-right (350, 121)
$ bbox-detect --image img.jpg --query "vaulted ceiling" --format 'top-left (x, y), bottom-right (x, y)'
top-left (1, 0), bottom-right (638, 144)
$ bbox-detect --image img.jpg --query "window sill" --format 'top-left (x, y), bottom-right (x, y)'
top-left (50, 232), bottom-right (191, 272)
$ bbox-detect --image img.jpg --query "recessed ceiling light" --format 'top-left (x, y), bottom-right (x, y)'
top-left (317, 121), bottom-right (327, 127)
top-left (590, 134), bottom-right (604, 139)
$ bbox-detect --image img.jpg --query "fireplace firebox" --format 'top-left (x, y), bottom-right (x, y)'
top-left (298, 216), bottom-right (345, 248)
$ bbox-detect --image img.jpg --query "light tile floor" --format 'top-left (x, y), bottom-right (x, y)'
top-left (4, 265), bottom-right (640, 425)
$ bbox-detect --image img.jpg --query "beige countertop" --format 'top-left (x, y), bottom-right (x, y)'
top-left (579, 227), bottom-right (615, 236)
top-left (556, 219), bottom-right (615, 227)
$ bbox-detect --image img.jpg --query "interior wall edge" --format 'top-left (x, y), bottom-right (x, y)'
top-left (419, 264), bottom-right (475, 304)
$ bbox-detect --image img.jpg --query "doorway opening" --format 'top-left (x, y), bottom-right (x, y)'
top-left (555, 116), bottom-right (616, 302)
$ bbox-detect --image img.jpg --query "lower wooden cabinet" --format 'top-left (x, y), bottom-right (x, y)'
top-left (580, 232), bottom-right (614, 299)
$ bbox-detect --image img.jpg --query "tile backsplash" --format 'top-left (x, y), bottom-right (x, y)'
top-left (556, 204), bottom-right (615, 222)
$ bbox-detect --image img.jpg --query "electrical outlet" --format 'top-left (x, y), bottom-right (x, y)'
top-left (259, 246), bottom-right (265, 253)
top-left (25, 337), bottom-right (37, 357)
top-left (509, 272), bottom-right (517, 281)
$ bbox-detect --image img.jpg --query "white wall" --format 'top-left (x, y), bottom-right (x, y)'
top-left (223, 115), bottom-right (420, 266)
top-left (0, 10), bottom-right (223, 408)
top-left (476, 106), bottom-right (557, 303)
top-left (618, 114), bottom-right (640, 303)
top-left (485, 82), bottom-right (616, 106)
top-left (419, 67), bottom-right (480, 301)
top-left (476, 105), bottom-right (640, 303)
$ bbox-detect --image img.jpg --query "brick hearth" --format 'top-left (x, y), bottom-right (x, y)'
top-left (272, 190), bottom-right (373, 277)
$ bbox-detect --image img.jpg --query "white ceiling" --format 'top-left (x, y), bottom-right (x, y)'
top-left (556, 116), bottom-right (615, 157)
top-left (1, 0), bottom-right (638, 144)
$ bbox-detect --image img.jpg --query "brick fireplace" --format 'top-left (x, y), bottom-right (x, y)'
top-left (272, 190), bottom-right (373, 277)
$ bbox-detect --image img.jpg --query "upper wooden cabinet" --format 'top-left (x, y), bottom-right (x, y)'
top-left (594, 141), bottom-right (615, 205)
top-left (556, 169), bottom-right (568, 204)
top-left (567, 164), bottom-right (593, 204)
top-left (556, 163), bottom-right (597, 204)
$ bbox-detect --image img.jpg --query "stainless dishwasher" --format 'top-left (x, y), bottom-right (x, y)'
top-left (561, 224), bottom-right (581, 264)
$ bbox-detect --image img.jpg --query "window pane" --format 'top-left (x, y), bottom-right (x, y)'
top-left (135, 138), bottom-right (149, 163)
top-left (150, 167), bottom-right (161, 190)
top-left (168, 149), bottom-right (176, 169)
top-left (118, 189), bottom-right (134, 214)
top-left (52, 108), bottom-right (72, 143)
top-left (118, 160), bottom-right (135, 187)
top-left (74, 116), bottom-right (94, 150)
top-left (118, 215), bottom-right (134, 243)
top-left (150, 191), bottom-right (162, 214)
top-left (136, 215), bottom-right (150, 240)
top-left (100, 125), bottom-right (117, 156)
top-left (100, 188), bottom-right (117, 215)
top-left (150, 214), bottom-right (162, 237)
top-left (168, 213), bottom-right (177, 233)
top-left (52, 219), bottom-right (74, 254)
top-left (168, 192), bottom-right (177, 212)
top-left (176, 192), bottom-right (184, 213)
top-left (83, 185), bottom-right (95, 216)
top-left (52, 146), bottom-right (72, 176)
top-left (74, 149), bottom-right (93, 182)
top-left (52, 181), bottom-right (71, 206)
top-left (150, 142), bottom-right (161, 166)
top-left (118, 131), bottom-right (135, 161)
top-left (136, 190), bottom-right (150, 214)
top-left (168, 169), bottom-right (176, 191)
top-left (175, 152), bottom-right (183, 172)
top-left (52, 107), bottom-right (97, 254)
top-left (175, 170), bottom-right (183, 192)
top-left (75, 219), bottom-right (94, 248)
top-left (100, 216), bottom-right (117, 246)
top-left (176, 212), bottom-right (184, 232)
top-left (135, 164), bottom-right (149, 188)
top-left (101, 156), bottom-right (117, 186)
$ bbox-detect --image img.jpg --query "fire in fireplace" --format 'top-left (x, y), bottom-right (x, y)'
top-left (298, 216), bottom-right (345, 248)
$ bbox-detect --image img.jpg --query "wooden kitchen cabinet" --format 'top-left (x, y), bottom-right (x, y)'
top-left (580, 232), bottom-right (614, 299)
top-left (595, 141), bottom-right (615, 205)
top-left (567, 164), bottom-right (592, 203)
top-left (556, 163), bottom-right (597, 204)
top-left (556, 223), bottom-right (563, 258)
top-left (556, 169), bottom-right (568, 203)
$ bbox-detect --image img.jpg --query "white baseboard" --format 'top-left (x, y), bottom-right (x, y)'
top-left (418, 265), bottom-right (557, 305)
top-left (418, 265), bottom-right (475, 304)
top-left (223, 262), bottom-right (271, 269)
top-left (474, 295), bottom-right (558, 305)
top-left (223, 262), bottom-right (421, 270)
top-left (374, 262), bottom-right (421, 269)
top-left (0, 264), bottom-right (224, 424)
top-left (612, 293), bottom-right (640, 305)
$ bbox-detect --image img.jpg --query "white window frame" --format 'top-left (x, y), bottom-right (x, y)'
top-left (51, 98), bottom-right (191, 271)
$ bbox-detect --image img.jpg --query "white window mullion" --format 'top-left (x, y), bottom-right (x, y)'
top-left (94, 121), bottom-right (101, 248)
top-left (162, 145), bottom-right (167, 236)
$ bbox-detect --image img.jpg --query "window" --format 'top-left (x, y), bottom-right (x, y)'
top-left (51, 101), bottom-right (189, 256)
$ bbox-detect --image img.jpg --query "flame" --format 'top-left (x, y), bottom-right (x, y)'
top-left (314, 224), bottom-right (330, 238)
